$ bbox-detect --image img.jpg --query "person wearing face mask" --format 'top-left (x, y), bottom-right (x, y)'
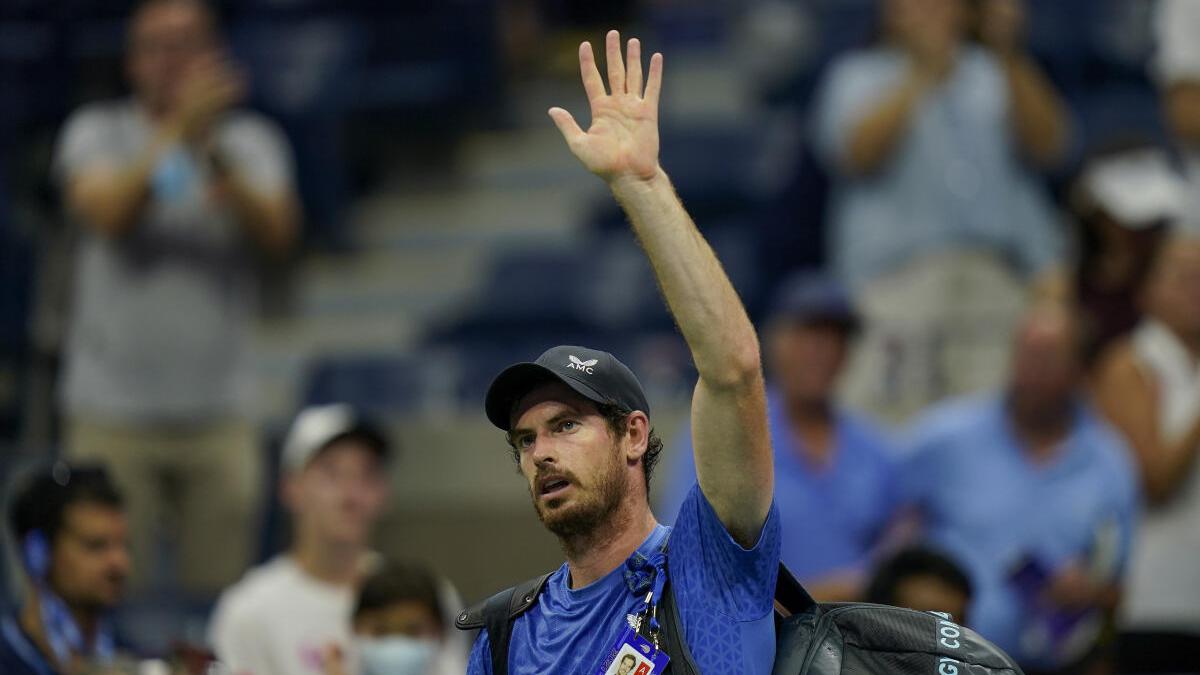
top-left (321, 559), bottom-right (466, 675)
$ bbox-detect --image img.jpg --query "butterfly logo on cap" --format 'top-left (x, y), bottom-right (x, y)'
top-left (567, 354), bottom-right (599, 374)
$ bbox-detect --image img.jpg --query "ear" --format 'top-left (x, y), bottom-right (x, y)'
top-left (623, 411), bottom-right (651, 463)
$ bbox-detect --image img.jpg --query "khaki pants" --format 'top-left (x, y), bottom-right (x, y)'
top-left (840, 251), bottom-right (1029, 425)
top-left (65, 416), bottom-right (262, 598)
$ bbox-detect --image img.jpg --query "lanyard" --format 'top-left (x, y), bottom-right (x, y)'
top-left (625, 545), bottom-right (669, 650)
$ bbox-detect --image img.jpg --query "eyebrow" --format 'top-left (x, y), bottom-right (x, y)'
top-left (510, 408), bottom-right (582, 438)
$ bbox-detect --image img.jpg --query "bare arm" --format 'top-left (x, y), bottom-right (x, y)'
top-left (549, 31), bottom-right (772, 545)
top-left (980, 0), bottom-right (1069, 167)
top-left (65, 125), bottom-right (182, 238)
top-left (841, 67), bottom-right (934, 175)
top-left (997, 52), bottom-right (1069, 167)
top-left (1165, 82), bottom-right (1200, 146)
top-left (1094, 344), bottom-right (1200, 504)
top-left (210, 157), bottom-right (299, 256)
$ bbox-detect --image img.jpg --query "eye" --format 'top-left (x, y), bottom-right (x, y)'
top-left (517, 434), bottom-right (535, 449)
top-left (557, 420), bottom-right (578, 432)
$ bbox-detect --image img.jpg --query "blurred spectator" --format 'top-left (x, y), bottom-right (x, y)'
top-left (1, 464), bottom-right (130, 674)
top-left (53, 0), bottom-right (300, 599)
top-left (208, 405), bottom-right (391, 675)
top-left (321, 558), bottom-right (466, 675)
top-left (1093, 232), bottom-right (1200, 673)
top-left (1071, 146), bottom-right (1184, 361)
top-left (901, 306), bottom-right (1138, 673)
top-left (658, 272), bottom-right (900, 601)
top-left (864, 546), bottom-right (973, 626)
top-left (813, 0), bottom-right (1071, 422)
top-left (1154, 0), bottom-right (1200, 233)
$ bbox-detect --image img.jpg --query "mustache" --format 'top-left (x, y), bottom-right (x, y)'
top-left (534, 467), bottom-right (579, 485)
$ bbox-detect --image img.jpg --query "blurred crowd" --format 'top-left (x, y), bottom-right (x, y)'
top-left (1, 0), bottom-right (1200, 674)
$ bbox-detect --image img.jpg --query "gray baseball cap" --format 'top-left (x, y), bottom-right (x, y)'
top-left (281, 404), bottom-right (389, 472)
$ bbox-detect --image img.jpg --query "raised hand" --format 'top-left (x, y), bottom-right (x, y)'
top-left (549, 30), bottom-right (664, 184)
top-left (172, 53), bottom-right (246, 140)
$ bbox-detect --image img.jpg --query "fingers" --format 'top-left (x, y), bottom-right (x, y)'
top-left (644, 52), bottom-right (664, 112)
top-left (626, 38), bottom-right (643, 98)
top-left (605, 29), bottom-right (625, 95)
top-left (548, 107), bottom-right (585, 147)
top-left (578, 42), bottom-right (606, 102)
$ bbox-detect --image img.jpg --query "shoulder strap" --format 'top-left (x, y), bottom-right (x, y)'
top-left (455, 573), bottom-right (553, 675)
top-left (658, 577), bottom-right (703, 675)
top-left (773, 563), bottom-right (817, 617)
top-left (658, 562), bottom-right (816, 674)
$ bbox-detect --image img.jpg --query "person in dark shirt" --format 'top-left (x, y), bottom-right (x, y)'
top-left (0, 464), bottom-right (130, 675)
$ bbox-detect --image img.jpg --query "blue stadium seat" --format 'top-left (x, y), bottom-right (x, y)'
top-left (302, 352), bottom-right (441, 414)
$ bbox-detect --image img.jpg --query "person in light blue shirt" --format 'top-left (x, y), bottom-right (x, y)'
top-left (901, 306), bottom-right (1139, 673)
top-left (811, 0), bottom-right (1069, 291)
top-left (659, 272), bottom-right (900, 601)
top-left (463, 30), bottom-right (780, 675)
top-left (813, 0), bottom-right (1074, 423)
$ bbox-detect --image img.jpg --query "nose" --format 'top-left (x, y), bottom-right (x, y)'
top-left (529, 433), bottom-right (559, 467)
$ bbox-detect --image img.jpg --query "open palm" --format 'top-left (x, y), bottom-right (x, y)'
top-left (550, 30), bottom-right (664, 183)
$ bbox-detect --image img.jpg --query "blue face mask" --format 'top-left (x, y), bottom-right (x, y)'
top-left (356, 636), bottom-right (437, 675)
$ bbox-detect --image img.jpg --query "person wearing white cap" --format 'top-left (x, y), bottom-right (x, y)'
top-left (207, 404), bottom-right (391, 675)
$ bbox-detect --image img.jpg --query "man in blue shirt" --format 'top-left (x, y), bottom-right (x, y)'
top-left (465, 30), bottom-right (780, 674)
top-left (1, 464), bottom-right (131, 675)
top-left (659, 272), bottom-right (899, 601)
top-left (901, 306), bottom-right (1139, 673)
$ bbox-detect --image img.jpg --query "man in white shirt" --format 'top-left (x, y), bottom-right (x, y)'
top-left (208, 404), bottom-right (392, 675)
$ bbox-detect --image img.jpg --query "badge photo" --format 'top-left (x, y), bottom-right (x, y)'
top-left (596, 627), bottom-right (669, 675)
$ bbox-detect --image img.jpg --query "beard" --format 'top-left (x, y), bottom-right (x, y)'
top-left (529, 443), bottom-right (627, 540)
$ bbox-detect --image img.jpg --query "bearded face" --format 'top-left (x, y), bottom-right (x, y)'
top-left (508, 382), bottom-right (637, 542)
top-left (529, 436), bottom-right (627, 538)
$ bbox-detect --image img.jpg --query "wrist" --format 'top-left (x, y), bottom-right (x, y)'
top-left (608, 165), bottom-right (669, 198)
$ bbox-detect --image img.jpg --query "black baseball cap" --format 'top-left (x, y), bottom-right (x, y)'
top-left (485, 345), bottom-right (650, 431)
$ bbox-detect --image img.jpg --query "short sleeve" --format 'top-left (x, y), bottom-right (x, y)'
top-left (208, 598), bottom-right (273, 675)
top-left (53, 106), bottom-right (120, 183)
top-left (467, 631), bottom-right (491, 675)
top-left (216, 114), bottom-right (296, 194)
top-left (1155, 0), bottom-right (1200, 84)
top-left (668, 485), bottom-right (781, 622)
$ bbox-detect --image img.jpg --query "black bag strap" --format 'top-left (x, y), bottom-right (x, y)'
top-left (657, 576), bottom-right (703, 675)
top-left (455, 572), bottom-right (552, 675)
top-left (658, 561), bottom-right (816, 674)
top-left (773, 563), bottom-right (818, 617)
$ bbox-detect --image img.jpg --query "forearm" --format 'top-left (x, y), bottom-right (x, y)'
top-left (999, 52), bottom-right (1069, 167)
top-left (610, 168), bottom-right (760, 386)
top-left (842, 68), bottom-right (930, 175)
top-left (68, 125), bottom-right (182, 237)
top-left (214, 169), bottom-right (298, 256)
top-left (1145, 419), bottom-right (1200, 504)
top-left (1165, 83), bottom-right (1200, 146)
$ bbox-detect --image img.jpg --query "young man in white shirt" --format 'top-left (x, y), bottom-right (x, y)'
top-left (208, 404), bottom-right (391, 675)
